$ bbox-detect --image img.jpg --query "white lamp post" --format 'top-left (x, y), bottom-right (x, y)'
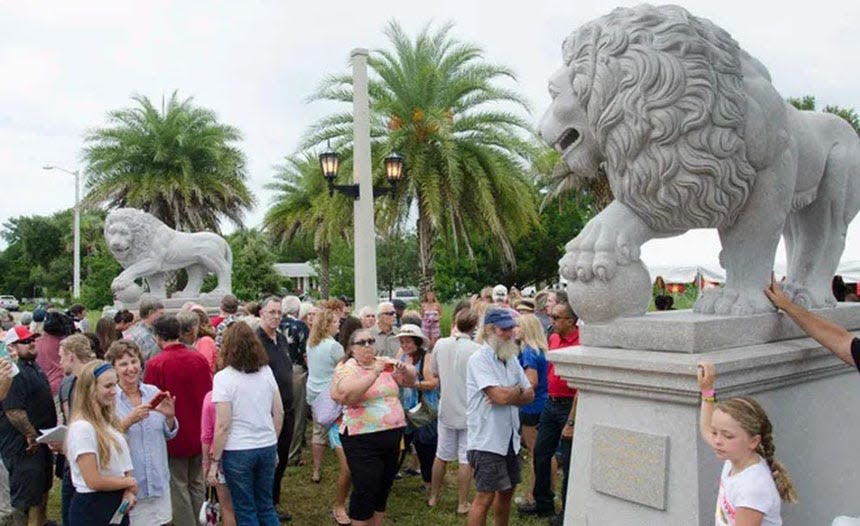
top-left (43, 165), bottom-right (81, 299)
top-left (318, 48), bottom-right (404, 308)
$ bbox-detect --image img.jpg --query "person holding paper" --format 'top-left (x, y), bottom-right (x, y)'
top-left (0, 326), bottom-right (56, 526)
top-left (57, 333), bottom-right (97, 526)
top-left (66, 360), bottom-right (136, 526)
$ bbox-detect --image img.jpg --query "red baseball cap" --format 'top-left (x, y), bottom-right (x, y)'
top-left (4, 325), bottom-right (38, 345)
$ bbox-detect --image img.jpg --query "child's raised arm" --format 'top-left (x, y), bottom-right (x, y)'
top-left (697, 361), bottom-right (717, 447)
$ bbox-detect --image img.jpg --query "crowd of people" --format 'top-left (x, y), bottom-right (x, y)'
top-left (0, 275), bottom-right (855, 525)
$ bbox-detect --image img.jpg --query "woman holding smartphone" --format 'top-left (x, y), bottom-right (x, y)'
top-left (331, 328), bottom-right (417, 526)
top-left (107, 340), bottom-right (177, 526)
top-left (66, 360), bottom-right (136, 526)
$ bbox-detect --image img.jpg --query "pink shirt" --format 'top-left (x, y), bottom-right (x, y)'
top-left (333, 359), bottom-right (406, 436)
top-left (195, 337), bottom-right (217, 374)
top-left (200, 391), bottom-right (215, 448)
top-left (35, 333), bottom-right (64, 396)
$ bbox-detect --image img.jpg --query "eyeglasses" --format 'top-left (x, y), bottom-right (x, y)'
top-left (381, 311), bottom-right (396, 316)
top-left (352, 338), bottom-right (376, 347)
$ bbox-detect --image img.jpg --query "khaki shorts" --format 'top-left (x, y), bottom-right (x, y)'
top-left (311, 420), bottom-right (329, 445)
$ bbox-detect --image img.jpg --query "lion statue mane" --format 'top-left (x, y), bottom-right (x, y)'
top-left (540, 4), bottom-right (860, 317)
top-left (104, 207), bottom-right (233, 303)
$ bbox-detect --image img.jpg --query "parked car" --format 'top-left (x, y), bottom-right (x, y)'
top-left (378, 288), bottom-right (420, 304)
top-left (0, 296), bottom-right (20, 311)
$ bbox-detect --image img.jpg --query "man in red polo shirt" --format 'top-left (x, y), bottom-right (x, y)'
top-left (144, 314), bottom-right (212, 526)
top-left (518, 301), bottom-right (579, 524)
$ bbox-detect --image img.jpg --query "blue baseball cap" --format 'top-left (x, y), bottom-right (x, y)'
top-left (484, 308), bottom-right (515, 329)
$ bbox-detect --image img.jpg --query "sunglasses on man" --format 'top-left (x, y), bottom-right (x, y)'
top-left (352, 338), bottom-right (377, 347)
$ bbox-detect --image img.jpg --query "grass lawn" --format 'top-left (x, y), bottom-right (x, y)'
top-left (45, 424), bottom-right (556, 525)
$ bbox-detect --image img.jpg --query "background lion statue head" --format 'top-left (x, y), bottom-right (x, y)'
top-left (551, 4), bottom-right (757, 231)
top-left (104, 208), bottom-right (162, 267)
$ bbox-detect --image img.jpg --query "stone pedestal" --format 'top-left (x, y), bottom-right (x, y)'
top-left (550, 306), bottom-right (860, 526)
top-left (112, 293), bottom-right (225, 314)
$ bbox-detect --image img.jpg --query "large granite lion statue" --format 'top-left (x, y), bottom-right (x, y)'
top-left (104, 208), bottom-right (233, 303)
top-left (541, 4), bottom-right (860, 316)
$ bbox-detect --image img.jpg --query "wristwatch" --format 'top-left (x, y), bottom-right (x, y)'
top-left (566, 419), bottom-right (575, 427)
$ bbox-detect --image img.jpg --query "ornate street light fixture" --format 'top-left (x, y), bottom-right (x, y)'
top-left (319, 146), bottom-right (404, 199)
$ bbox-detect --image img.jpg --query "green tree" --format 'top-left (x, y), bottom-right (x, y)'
top-left (264, 154), bottom-right (353, 299)
top-left (227, 229), bottom-right (287, 300)
top-left (0, 210), bottom-right (121, 308)
top-left (82, 92), bottom-right (255, 232)
top-left (305, 21), bottom-right (539, 294)
top-left (377, 233), bottom-right (419, 298)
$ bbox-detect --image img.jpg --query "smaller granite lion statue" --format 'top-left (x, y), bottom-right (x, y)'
top-left (540, 4), bottom-right (860, 317)
top-left (104, 208), bottom-right (233, 303)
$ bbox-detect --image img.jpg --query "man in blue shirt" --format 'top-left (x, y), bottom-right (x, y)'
top-left (466, 309), bottom-right (534, 526)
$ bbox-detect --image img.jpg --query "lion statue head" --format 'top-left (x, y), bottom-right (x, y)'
top-left (104, 208), bottom-right (162, 267)
top-left (540, 4), bottom-right (757, 232)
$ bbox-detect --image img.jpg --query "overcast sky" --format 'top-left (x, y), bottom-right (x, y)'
top-left (2, 0), bottom-right (858, 247)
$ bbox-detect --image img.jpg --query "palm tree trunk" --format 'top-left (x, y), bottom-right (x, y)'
top-left (319, 244), bottom-right (331, 299)
top-left (416, 194), bottom-right (435, 297)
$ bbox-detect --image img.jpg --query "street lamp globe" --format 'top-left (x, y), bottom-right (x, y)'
top-left (319, 146), bottom-right (340, 183)
top-left (384, 152), bottom-right (404, 184)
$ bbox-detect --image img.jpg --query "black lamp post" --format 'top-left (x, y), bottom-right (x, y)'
top-left (318, 145), bottom-right (404, 199)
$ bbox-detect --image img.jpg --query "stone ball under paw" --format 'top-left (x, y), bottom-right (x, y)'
top-left (566, 260), bottom-right (651, 324)
top-left (114, 282), bottom-right (144, 303)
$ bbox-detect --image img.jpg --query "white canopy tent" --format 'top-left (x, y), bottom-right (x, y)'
top-left (639, 220), bottom-right (860, 283)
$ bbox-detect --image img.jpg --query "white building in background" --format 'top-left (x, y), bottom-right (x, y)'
top-left (273, 262), bottom-right (317, 295)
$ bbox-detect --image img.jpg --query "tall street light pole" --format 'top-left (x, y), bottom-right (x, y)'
top-left (351, 48), bottom-right (377, 311)
top-left (43, 165), bottom-right (81, 299)
top-left (319, 49), bottom-right (404, 309)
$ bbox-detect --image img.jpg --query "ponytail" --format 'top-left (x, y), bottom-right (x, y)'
top-left (757, 431), bottom-right (798, 503)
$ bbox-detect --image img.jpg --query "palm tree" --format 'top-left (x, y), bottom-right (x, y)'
top-left (264, 153), bottom-right (353, 298)
top-left (82, 92), bottom-right (254, 232)
top-left (304, 21), bottom-right (539, 293)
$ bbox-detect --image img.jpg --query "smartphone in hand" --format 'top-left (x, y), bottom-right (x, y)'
top-left (149, 391), bottom-right (168, 409)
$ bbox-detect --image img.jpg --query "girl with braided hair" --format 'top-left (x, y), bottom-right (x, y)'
top-left (697, 361), bottom-right (798, 525)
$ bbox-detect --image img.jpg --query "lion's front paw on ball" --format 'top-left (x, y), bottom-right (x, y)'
top-left (565, 260), bottom-right (651, 323)
top-left (114, 282), bottom-right (144, 303)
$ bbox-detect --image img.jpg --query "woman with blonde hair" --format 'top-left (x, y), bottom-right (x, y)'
top-left (515, 313), bottom-right (549, 508)
top-left (306, 309), bottom-right (351, 524)
top-left (57, 334), bottom-right (98, 525)
top-left (698, 361), bottom-right (797, 525)
top-left (66, 360), bottom-right (136, 525)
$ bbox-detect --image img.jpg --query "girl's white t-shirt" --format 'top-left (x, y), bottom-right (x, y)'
top-left (211, 365), bottom-right (278, 451)
top-left (66, 420), bottom-right (133, 493)
top-left (715, 458), bottom-right (782, 525)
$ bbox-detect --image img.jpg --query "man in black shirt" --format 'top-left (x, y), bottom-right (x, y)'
top-left (766, 277), bottom-right (860, 373)
top-left (0, 326), bottom-right (56, 526)
top-left (257, 297), bottom-right (295, 522)
top-left (279, 296), bottom-right (309, 466)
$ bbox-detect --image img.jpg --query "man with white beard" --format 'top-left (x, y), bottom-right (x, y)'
top-left (465, 309), bottom-right (534, 526)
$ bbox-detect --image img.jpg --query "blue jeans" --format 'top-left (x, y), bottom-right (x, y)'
top-left (222, 445), bottom-right (279, 526)
top-left (533, 397), bottom-right (573, 513)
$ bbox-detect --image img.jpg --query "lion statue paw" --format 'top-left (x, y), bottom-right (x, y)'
top-left (694, 288), bottom-right (776, 316)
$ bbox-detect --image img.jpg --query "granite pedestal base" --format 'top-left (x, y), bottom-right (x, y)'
top-left (550, 307), bottom-right (860, 526)
top-left (112, 292), bottom-right (225, 314)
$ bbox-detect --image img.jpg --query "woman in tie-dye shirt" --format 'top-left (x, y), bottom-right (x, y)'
top-left (331, 328), bottom-right (417, 526)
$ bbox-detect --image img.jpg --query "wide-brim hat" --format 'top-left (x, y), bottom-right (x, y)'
top-left (397, 324), bottom-right (429, 345)
top-left (515, 299), bottom-right (535, 313)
